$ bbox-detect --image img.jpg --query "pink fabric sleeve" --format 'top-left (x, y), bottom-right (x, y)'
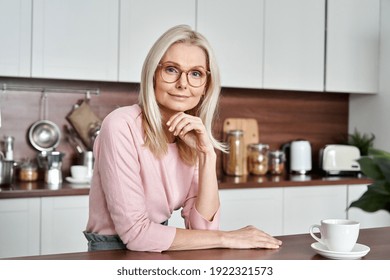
top-left (181, 166), bottom-right (220, 230)
top-left (95, 113), bottom-right (176, 252)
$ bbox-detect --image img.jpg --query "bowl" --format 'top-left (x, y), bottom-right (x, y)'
top-left (28, 120), bottom-right (61, 152)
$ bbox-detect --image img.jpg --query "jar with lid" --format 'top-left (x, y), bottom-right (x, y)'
top-left (247, 143), bottom-right (269, 175)
top-left (269, 150), bottom-right (286, 175)
top-left (19, 160), bottom-right (38, 182)
top-left (223, 130), bottom-right (245, 176)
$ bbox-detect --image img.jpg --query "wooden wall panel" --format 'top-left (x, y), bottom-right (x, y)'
top-left (0, 77), bottom-right (348, 177)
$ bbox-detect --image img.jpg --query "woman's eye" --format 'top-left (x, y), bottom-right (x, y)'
top-left (189, 70), bottom-right (203, 79)
top-left (165, 66), bottom-right (179, 74)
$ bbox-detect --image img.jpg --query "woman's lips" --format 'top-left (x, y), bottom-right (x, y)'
top-left (168, 92), bottom-right (190, 99)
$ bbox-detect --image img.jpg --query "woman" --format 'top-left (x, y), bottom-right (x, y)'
top-left (84, 25), bottom-right (282, 252)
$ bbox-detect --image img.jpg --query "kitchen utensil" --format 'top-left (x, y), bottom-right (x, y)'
top-left (223, 118), bottom-right (259, 175)
top-left (79, 151), bottom-right (94, 179)
top-left (3, 136), bottom-right (14, 160)
top-left (282, 140), bottom-right (312, 174)
top-left (66, 100), bottom-right (101, 150)
top-left (319, 144), bottom-right (361, 175)
top-left (38, 150), bottom-right (64, 185)
top-left (88, 121), bottom-right (101, 149)
top-left (0, 152), bottom-right (15, 186)
top-left (28, 93), bottom-right (61, 152)
top-left (64, 125), bottom-right (85, 154)
top-left (223, 118), bottom-right (259, 145)
top-left (290, 140), bottom-right (312, 174)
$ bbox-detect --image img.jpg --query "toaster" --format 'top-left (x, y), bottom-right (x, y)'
top-left (319, 144), bottom-right (361, 175)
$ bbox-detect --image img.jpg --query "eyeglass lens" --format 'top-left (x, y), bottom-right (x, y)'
top-left (160, 64), bottom-right (208, 87)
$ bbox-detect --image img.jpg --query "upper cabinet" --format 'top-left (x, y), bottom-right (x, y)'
top-left (197, 0), bottom-right (264, 89)
top-left (0, 0), bottom-right (32, 77)
top-left (326, 0), bottom-right (380, 94)
top-left (263, 0), bottom-right (325, 91)
top-left (0, 0), bottom-right (381, 94)
top-left (119, 0), bottom-right (195, 83)
top-left (31, 0), bottom-right (119, 81)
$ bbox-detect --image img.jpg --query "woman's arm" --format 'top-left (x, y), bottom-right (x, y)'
top-left (169, 226), bottom-right (282, 251)
top-left (194, 149), bottom-right (219, 221)
top-left (167, 112), bottom-right (220, 221)
top-left (167, 112), bottom-right (282, 251)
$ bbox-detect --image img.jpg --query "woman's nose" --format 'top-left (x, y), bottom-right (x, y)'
top-left (176, 72), bottom-right (188, 88)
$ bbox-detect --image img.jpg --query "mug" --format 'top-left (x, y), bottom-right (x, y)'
top-left (309, 219), bottom-right (360, 252)
top-left (70, 165), bottom-right (88, 180)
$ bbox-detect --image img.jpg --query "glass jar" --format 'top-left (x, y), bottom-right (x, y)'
top-left (269, 150), bottom-right (286, 175)
top-left (19, 161), bottom-right (38, 182)
top-left (223, 130), bottom-right (245, 176)
top-left (247, 143), bottom-right (269, 175)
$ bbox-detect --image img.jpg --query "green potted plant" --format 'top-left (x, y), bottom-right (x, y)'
top-left (346, 128), bottom-right (375, 156)
top-left (349, 148), bottom-right (390, 213)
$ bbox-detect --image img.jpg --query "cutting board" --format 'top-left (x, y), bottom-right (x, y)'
top-left (66, 100), bottom-right (101, 150)
top-left (223, 118), bottom-right (259, 146)
top-left (223, 118), bottom-right (259, 175)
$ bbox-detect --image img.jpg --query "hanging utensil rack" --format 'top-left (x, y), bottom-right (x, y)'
top-left (1, 83), bottom-right (100, 100)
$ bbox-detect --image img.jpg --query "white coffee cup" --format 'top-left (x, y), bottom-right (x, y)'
top-left (70, 165), bottom-right (88, 180)
top-left (309, 219), bottom-right (360, 252)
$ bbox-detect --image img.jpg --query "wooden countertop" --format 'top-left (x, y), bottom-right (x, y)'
top-left (0, 173), bottom-right (372, 199)
top-left (6, 227), bottom-right (390, 260)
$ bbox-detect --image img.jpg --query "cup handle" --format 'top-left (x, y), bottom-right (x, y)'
top-left (309, 224), bottom-right (324, 245)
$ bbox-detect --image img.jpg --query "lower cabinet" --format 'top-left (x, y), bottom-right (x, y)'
top-left (219, 188), bottom-right (284, 236)
top-left (41, 196), bottom-right (89, 255)
top-left (0, 198), bottom-right (40, 258)
top-left (283, 185), bottom-right (348, 235)
top-left (347, 184), bottom-right (390, 228)
top-left (0, 195), bottom-right (88, 258)
top-left (218, 185), bottom-right (349, 236)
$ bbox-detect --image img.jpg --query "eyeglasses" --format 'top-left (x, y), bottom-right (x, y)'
top-left (157, 63), bottom-right (210, 88)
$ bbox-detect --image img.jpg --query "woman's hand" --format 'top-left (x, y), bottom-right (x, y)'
top-left (166, 112), bottom-right (213, 153)
top-left (222, 226), bottom-right (283, 249)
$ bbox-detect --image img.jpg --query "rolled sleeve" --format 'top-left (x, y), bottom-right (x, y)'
top-left (187, 206), bottom-right (220, 230)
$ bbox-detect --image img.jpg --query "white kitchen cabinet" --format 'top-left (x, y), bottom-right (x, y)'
top-left (326, 0), bottom-right (380, 93)
top-left (219, 188), bottom-right (284, 236)
top-left (40, 195), bottom-right (89, 255)
top-left (0, 198), bottom-right (40, 258)
top-left (347, 184), bottom-right (390, 229)
top-left (0, 0), bottom-right (32, 77)
top-left (31, 0), bottom-right (119, 81)
top-left (283, 185), bottom-right (347, 235)
top-left (197, 0), bottom-right (264, 89)
top-left (263, 0), bottom-right (325, 91)
top-left (119, 0), bottom-right (195, 82)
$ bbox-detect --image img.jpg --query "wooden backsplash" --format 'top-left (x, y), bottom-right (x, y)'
top-left (0, 77), bottom-right (348, 177)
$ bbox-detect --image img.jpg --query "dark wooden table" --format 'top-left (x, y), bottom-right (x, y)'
top-left (7, 227), bottom-right (390, 260)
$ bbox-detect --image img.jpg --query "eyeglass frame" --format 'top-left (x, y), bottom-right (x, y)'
top-left (156, 62), bottom-right (210, 88)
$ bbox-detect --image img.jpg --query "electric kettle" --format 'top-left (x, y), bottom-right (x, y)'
top-left (282, 140), bottom-right (312, 174)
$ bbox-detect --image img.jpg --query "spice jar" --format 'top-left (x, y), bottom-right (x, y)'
top-left (247, 143), bottom-right (269, 175)
top-left (269, 150), bottom-right (286, 175)
top-left (19, 161), bottom-right (38, 182)
top-left (223, 130), bottom-right (245, 176)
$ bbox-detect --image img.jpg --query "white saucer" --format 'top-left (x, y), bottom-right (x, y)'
top-left (311, 242), bottom-right (370, 260)
top-left (65, 176), bottom-right (91, 184)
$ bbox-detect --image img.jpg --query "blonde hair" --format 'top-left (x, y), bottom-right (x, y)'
top-left (138, 25), bottom-right (226, 165)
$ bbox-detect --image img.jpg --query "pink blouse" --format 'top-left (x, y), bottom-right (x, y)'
top-left (86, 104), bottom-right (220, 252)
